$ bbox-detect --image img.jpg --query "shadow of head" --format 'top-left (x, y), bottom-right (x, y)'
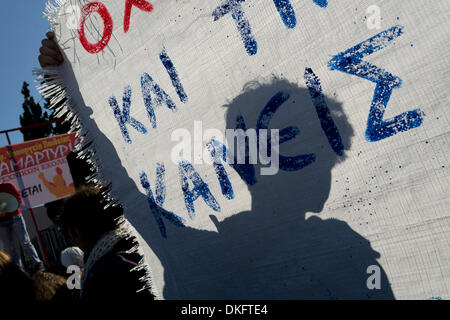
top-left (223, 78), bottom-right (354, 215)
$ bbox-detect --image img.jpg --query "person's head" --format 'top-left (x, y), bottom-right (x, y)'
top-left (0, 251), bottom-right (35, 301)
top-left (61, 185), bottom-right (124, 254)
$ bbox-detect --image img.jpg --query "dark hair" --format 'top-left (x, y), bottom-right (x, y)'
top-left (0, 251), bottom-right (75, 301)
top-left (0, 251), bottom-right (35, 301)
top-left (61, 185), bottom-right (124, 242)
top-left (32, 271), bottom-right (73, 301)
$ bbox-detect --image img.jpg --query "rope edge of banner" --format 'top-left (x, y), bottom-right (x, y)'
top-left (33, 0), bottom-right (161, 300)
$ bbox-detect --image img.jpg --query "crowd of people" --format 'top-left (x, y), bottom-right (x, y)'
top-left (0, 32), bottom-right (155, 301)
top-left (0, 182), bottom-right (155, 301)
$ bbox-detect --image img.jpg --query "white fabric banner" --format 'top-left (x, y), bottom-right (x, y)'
top-left (42, 0), bottom-right (450, 299)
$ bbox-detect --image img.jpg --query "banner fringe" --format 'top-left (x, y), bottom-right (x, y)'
top-left (34, 0), bottom-right (159, 300)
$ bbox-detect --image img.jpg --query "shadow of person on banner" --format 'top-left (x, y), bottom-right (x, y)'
top-left (152, 77), bottom-right (394, 299)
top-left (60, 57), bottom-right (394, 299)
top-left (199, 77), bottom-right (395, 299)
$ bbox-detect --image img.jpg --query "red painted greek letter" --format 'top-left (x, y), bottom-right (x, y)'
top-left (78, 2), bottom-right (113, 54)
top-left (124, 0), bottom-right (154, 33)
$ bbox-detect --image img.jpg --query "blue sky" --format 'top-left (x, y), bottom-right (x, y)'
top-left (0, 1), bottom-right (50, 146)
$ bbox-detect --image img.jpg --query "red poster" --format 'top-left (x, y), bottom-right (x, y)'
top-left (0, 133), bottom-right (80, 208)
